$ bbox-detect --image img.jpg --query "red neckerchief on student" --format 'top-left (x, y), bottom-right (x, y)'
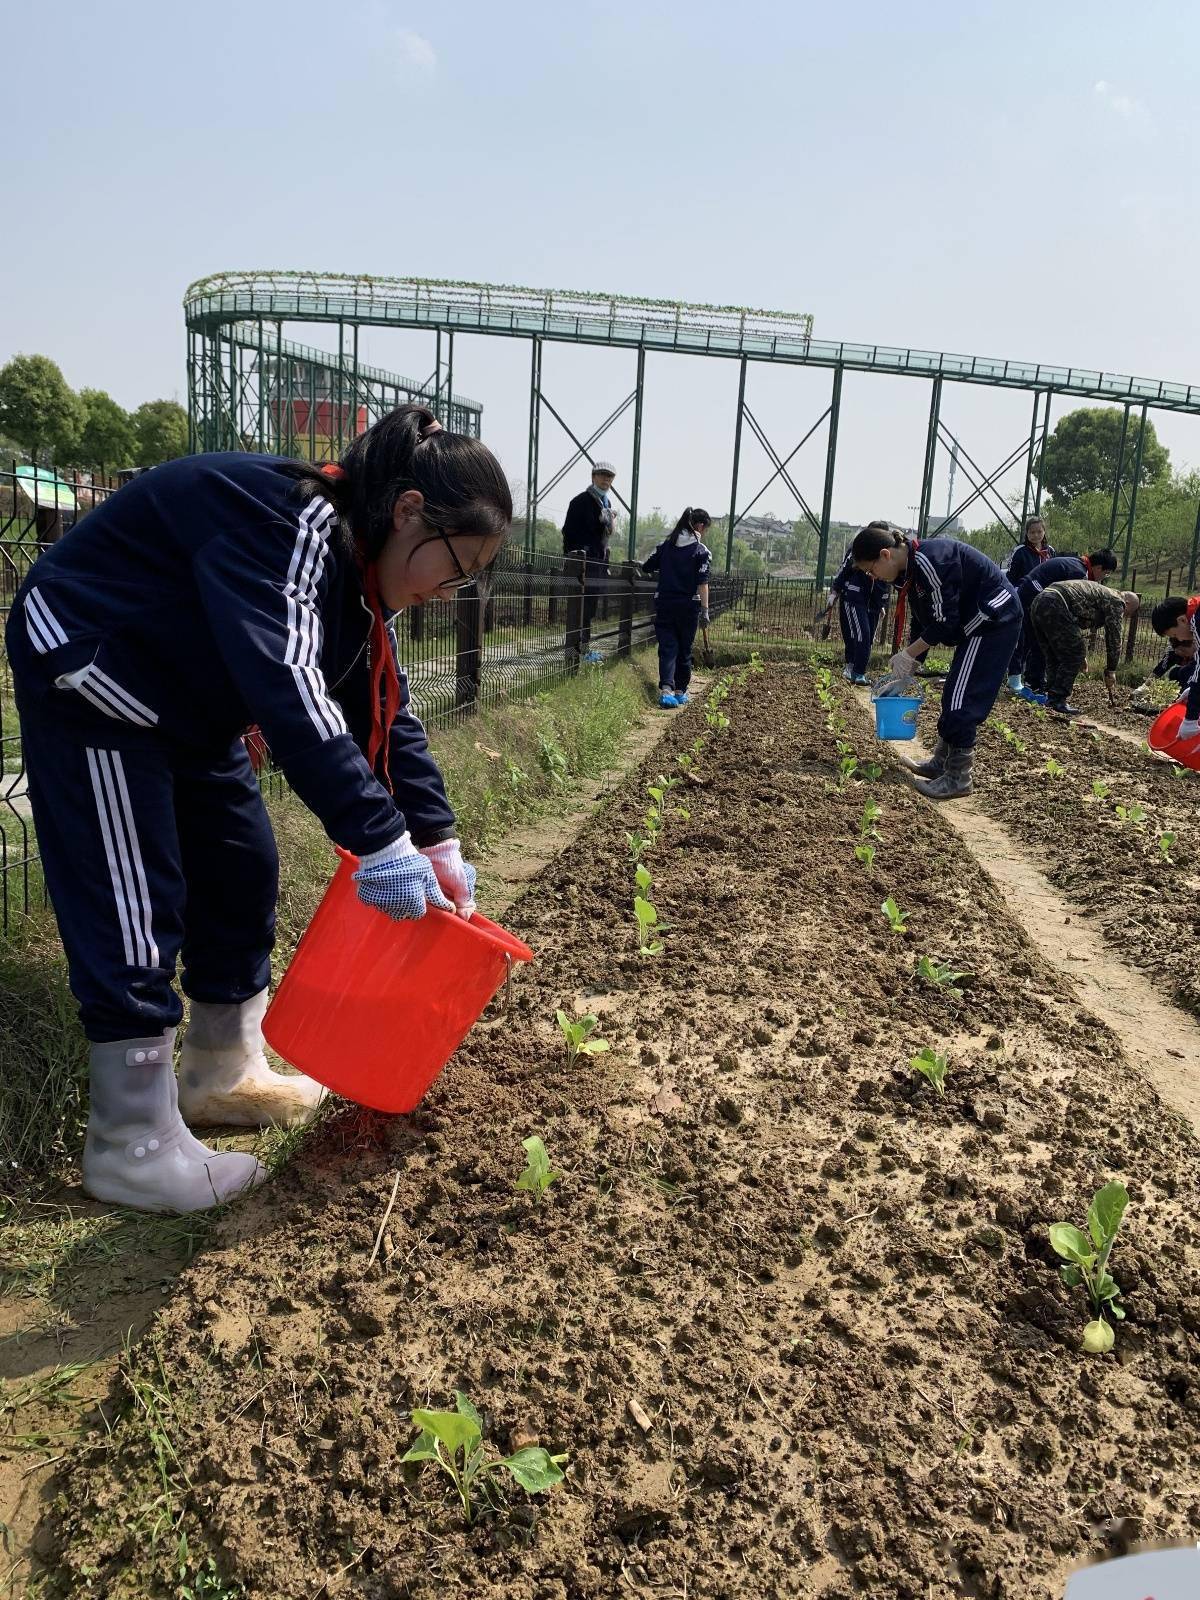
top-left (321, 463), bottom-right (402, 793)
top-left (892, 537), bottom-right (919, 650)
top-left (1035, 543), bottom-right (1051, 563)
top-left (1082, 556), bottom-right (1093, 580)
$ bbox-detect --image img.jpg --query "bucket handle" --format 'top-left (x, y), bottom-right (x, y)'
top-left (333, 847), bottom-right (533, 962)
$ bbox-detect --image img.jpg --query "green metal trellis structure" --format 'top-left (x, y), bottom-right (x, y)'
top-left (184, 271), bottom-right (1200, 587)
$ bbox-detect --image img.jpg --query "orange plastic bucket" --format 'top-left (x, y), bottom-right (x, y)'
top-left (1148, 702), bottom-right (1200, 771)
top-left (263, 850), bottom-right (534, 1112)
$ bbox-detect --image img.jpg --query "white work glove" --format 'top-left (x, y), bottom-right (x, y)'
top-left (418, 838), bottom-right (477, 919)
top-left (353, 832), bottom-right (455, 920)
top-left (889, 650), bottom-right (918, 679)
top-left (1178, 717), bottom-right (1200, 742)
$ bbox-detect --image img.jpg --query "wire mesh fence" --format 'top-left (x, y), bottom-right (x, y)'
top-left (0, 455), bottom-right (1188, 935)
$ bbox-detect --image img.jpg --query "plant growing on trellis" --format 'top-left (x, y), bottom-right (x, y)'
top-left (914, 956), bottom-right (969, 998)
top-left (515, 1135), bottom-right (561, 1199)
top-left (910, 1047), bottom-right (948, 1095)
top-left (402, 1391), bottom-right (567, 1522)
top-left (881, 897), bottom-right (910, 935)
top-left (556, 1011), bottom-right (610, 1066)
top-left (1048, 1182), bottom-right (1129, 1354)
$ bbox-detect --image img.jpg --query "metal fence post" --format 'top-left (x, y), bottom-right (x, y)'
top-left (1125, 606), bottom-right (1140, 663)
top-left (619, 562), bottom-right (636, 658)
top-left (523, 561), bottom-right (534, 627)
top-left (410, 600), bottom-right (424, 646)
top-left (565, 552), bottom-right (584, 670)
top-left (454, 582), bottom-right (482, 712)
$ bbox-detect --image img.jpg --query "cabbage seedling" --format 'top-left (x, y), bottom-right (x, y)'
top-left (1091, 779), bottom-right (1110, 800)
top-left (910, 1046), bottom-right (948, 1095)
top-left (402, 1391), bottom-right (568, 1522)
top-left (1044, 757), bottom-right (1065, 780)
top-left (1158, 832), bottom-right (1176, 862)
top-left (854, 843), bottom-right (876, 871)
top-left (859, 760), bottom-right (883, 782)
top-left (914, 956), bottom-right (969, 998)
top-left (1115, 801), bottom-right (1147, 828)
top-left (1048, 1181), bottom-right (1129, 1354)
top-left (634, 894), bottom-right (664, 956)
top-left (515, 1135), bottom-right (561, 1199)
top-left (556, 1011), bottom-right (610, 1067)
top-left (860, 799), bottom-right (882, 839)
top-left (881, 897), bottom-right (910, 935)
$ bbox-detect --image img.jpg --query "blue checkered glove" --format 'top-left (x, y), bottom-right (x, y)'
top-left (419, 839), bottom-right (477, 919)
top-left (353, 833), bottom-right (455, 920)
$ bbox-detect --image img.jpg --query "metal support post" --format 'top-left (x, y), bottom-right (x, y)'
top-left (445, 331), bottom-right (454, 432)
top-left (1019, 389), bottom-right (1041, 534)
top-left (815, 366), bottom-right (843, 588)
top-left (1107, 404), bottom-right (1131, 551)
top-left (1033, 391), bottom-right (1052, 513)
top-left (628, 345), bottom-right (645, 561)
top-left (1120, 404), bottom-right (1148, 581)
top-left (525, 338), bottom-right (541, 555)
top-left (726, 357), bottom-right (747, 572)
top-left (915, 377), bottom-right (943, 536)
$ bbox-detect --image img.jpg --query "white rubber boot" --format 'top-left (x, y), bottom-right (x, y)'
top-left (82, 1033), bottom-right (268, 1214)
top-left (177, 990), bottom-right (327, 1129)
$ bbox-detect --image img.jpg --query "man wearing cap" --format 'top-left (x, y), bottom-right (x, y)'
top-left (562, 462), bottom-right (616, 656)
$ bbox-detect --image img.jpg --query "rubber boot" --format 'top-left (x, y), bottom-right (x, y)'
top-left (900, 735), bottom-right (949, 779)
top-left (912, 745), bottom-right (974, 800)
top-left (82, 1032), bottom-right (268, 1214)
top-left (178, 990), bottom-right (327, 1129)
top-left (1007, 674), bottom-right (1023, 692)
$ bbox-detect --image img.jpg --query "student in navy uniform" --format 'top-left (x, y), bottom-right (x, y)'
top-left (825, 527), bottom-right (890, 683)
top-left (1009, 547), bottom-right (1118, 693)
top-left (7, 404), bottom-right (512, 1215)
top-left (641, 507), bottom-right (712, 708)
top-left (852, 523), bottom-right (1021, 800)
top-left (1151, 636), bottom-right (1197, 688)
top-left (562, 460), bottom-right (616, 659)
top-left (1150, 596), bottom-right (1200, 746)
top-left (1004, 514), bottom-right (1054, 584)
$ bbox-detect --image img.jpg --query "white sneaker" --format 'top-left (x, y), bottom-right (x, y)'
top-left (178, 990), bottom-right (327, 1128)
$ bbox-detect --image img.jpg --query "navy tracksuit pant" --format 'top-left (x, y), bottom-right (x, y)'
top-left (839, 599), bottom-right (883, 677)
top-left (938, 613), bottom-right (1022, 749)
top-left (655, 600), bottom-right (701, 693)
top-left (17, 690), bottom-right (277, 1043)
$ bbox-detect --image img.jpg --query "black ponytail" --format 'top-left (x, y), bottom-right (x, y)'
top-left (279, 402), bottom-right (513, 562)
top-left (669, 506), bottom-right (712, 545)
top-left (851, 520), bottom-right (903, 563)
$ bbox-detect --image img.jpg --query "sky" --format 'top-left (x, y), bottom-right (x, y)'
top-left (4, 0), bottom-right (1199, 532)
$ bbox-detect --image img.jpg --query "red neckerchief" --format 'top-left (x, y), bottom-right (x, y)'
top-left (1035, 543), bottom-right (1051, 563)
top-left (1082, 556), bottom-right (1093, 580)
top-left (321, 462), bottom-right (402, 792)
top-left (892, 537), bottom-right (919, 649)
top-left (1188, 596), bottom-right (1200, 620)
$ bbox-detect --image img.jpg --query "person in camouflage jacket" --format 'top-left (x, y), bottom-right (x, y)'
top-left (1028, 578), bottom-right (1139, 717)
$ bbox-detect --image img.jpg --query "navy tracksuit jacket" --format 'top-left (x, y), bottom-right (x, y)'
top-left (641, 535), bottom-right (712, 692)
top-left (1013, 554), bottom-right (1089, 687)
top-left (1005, 540), bottom-right (1056, 584)
top-left (830, 553), bottom-right (888, 676)
top-left (897, 537), bottom-right (1020, 749)
top-left (7, 453), bottom-right (457, 1042)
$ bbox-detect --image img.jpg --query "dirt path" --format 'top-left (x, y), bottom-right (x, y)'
top-left (38, 663), bottom-right (1200, 1600)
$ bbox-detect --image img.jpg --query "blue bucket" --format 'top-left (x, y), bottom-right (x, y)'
top-left (872, 694), bottom-right (922, 741)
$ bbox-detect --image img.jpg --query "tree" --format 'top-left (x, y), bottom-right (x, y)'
top-left (0, 354), bottom-right (84, 463)
top-left (1038, 407), bottom-right (1169, 509)
top-left (133, 399), bottom-right (189, 466)
top-left (75, 388), bottom-right (136, 472)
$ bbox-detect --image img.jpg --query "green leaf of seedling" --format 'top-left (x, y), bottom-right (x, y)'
top-left (1109, 1302), bottom-right (1126, 1320)
top-left (401, 1428), bottom-right (441, 1463)
top-left (909, 1047), bottom-right (948, 1094)
top-left (1082, 1319), bottom-right (1114, 1355)
top-left (1087, 1182), bottom-right (1129, 1249)
top-left (1048, 1223), bottom-right (1094, 1266)
top-left (455, 1391), bottom-right (483, 1431)
top-left (634, 896), bottom-right (658, 929)
top-left (516, 1136), bottom-right (561, 1198)
top-left (497, 1446), bottom-right (569, 1495)
top-left (1059, 1265), bottom-right (1083, 1288)
top-left (882, 897), bottom-right (910, 934)
top-left (635, 864), bottom-right (653, 894)
top-left (410, 1408), bottom-right (480, 1456)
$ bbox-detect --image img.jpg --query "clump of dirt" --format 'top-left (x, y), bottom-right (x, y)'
top-left (37, 666), bottom-right (1200, 1599)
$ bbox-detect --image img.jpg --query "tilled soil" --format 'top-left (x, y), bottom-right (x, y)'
top-left (968, 686), bottom-right (1200, 1016)
top-left (40, 665), bottom-right (1200, 1599)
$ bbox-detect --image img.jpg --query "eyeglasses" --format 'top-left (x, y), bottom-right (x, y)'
top-left (424, 528), bottom-right (489, 593)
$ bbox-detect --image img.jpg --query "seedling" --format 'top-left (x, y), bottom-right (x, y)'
top-left (515, 1135), bottom-right (561, 1199)
top-left (706, 710), bottom-right (730, 734)
top-left (860, 799), bottom-right (882, 839)
top-left (837, 753), bottom-right (860, 789)
top-left (881, 897), bottom-right (910, 935)
top-left (910, 1046), bottom-right (948, 1095)
top-left (1044, 758), bottom-right (1065, 780)
top-left (988, 718), bottom-right (1026, 754)
top-left (634, 894), bottom-right (664, 957)
top-left (1048, 1182), bottom-right (1129, 1354)
top-left (914, 956), bottom-right (969, 998)
top-left (859, 760), bottom-right (883, 782)
top-left (1158, 832), bottom-right (1176, 863)
top-left (556, 1011), bottom-right (610, 1067)
top-left (403, 1391), bottom-right (567, 1522)
top-left (854, 843), bottom-right (876, 871)
top-left (1115, 801), bottom-right (1147, 829)
top-left (1091, 779), bottom-right (1110, 800)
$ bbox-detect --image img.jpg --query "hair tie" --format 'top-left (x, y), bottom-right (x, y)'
top-left (421, 419), bottom-right (443, 440)
top-left (320, 463), bottom-right (346, 481)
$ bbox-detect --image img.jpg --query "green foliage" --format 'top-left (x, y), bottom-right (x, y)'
top-left (1158, 832), bottom-right (1176, 862)
top-left (881, 897), bottom-right (910, 935)
top-left (1091, 778), bottom-right (1110, 800)
top-left (133, 399), bottom-right (189, 466)
top-left (634, 893), bottom-right (663, 956)
top-left (860, 799), bottom-right (882, 839)
top-left (556, 1011), bottom-right (609, 1067)
top-left (1115, 801), bottom-right (1147, 828)
top-left (515, 1135), bottom-right (561, 1200)
top-left (1048, 1182), bottom-right (1129, 1353)
top-left (988, 718), bottom-right (1027, 754)
top-left (853, 843), bottom-right (876, 870)
top-left (403, 1390), bottom-right (567, 1521)
top-left (914, 956), bottom-right (969, 998)
top-left (1044, 757), bottom-right (1065, 780)
top-left (0, 353), bottom-right (83, 462)
top-left (75, 388), bottom-right (136, 470)
top-left (1038, 407), bottom-right (1169, 509)
top-left (910, 1047), bottom-right (948, 1095)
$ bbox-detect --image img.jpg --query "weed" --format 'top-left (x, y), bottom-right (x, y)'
top-left (910, 1047), bottom-right (948, 1095)
top-left (1048, 1182), bottom-right (1129, 1353)
top-left (881, 897), bottom-right (910, 935)
top-left (515, 1135), bottom-right (561, 1200)
top-left (556, 1011), bottom-right (610, 1066)
top-left (403, 1391), bottom-right (567, 1522)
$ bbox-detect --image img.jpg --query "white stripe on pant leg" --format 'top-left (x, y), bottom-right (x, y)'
top-left (950, 635), bottom-right (983, 713)
top-left (86, 749), bottom-right (137, 968)
top-left (107, 751), bottom-right (159, 968)
top-left (92, 751), bottom-right (149, 968)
